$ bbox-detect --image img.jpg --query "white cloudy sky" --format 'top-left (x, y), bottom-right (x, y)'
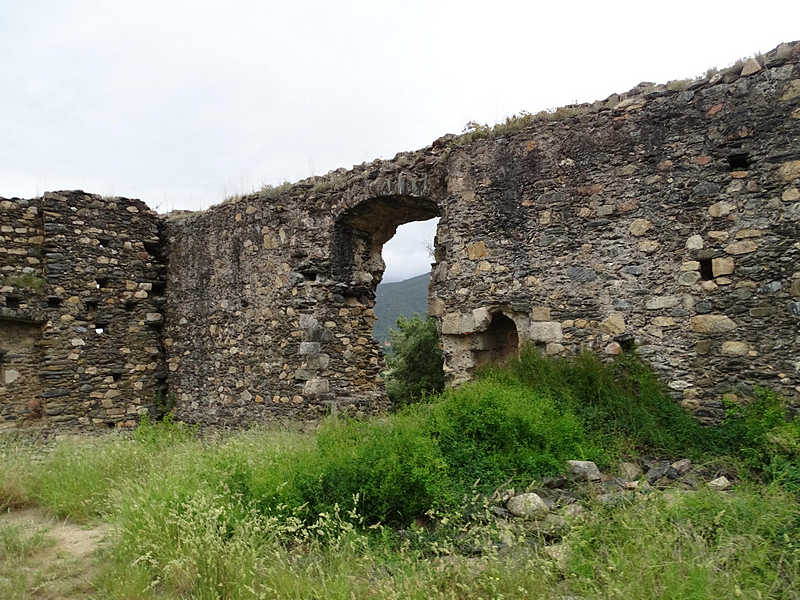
top-left (2, 1), bottom-right (798, 281)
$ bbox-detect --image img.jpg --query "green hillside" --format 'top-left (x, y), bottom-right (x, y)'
top-left (373, 272), bottom-right (430, 344)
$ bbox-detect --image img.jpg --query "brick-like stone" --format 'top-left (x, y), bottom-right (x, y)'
top-left (721, 341), bottom-right (749, 356)
top-left (725, 240), bottom-right (758, 255)
top-left (689, 315), bottom-right (737, 333)
top-left (630, 218), bottom-right (653, 236)
top-left (712, 257), bottom-right (734, 277)
top-left (530, 322), bottom-right (563, 343)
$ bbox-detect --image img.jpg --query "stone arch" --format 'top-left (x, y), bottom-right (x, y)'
top-left (330, 194), bottom-right (441, 296)
top-left (441, 307), bottom-right (528, 385)
top-left (474, 313), bottom-right (520, 367)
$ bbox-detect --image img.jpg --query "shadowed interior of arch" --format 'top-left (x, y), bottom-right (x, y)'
top-left (474, 313), bottom-right (519, 367)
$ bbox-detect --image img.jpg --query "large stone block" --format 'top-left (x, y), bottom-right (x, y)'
top-left (600, 313), bottom-right (626, 335)
top-left (689, 315), bottom-right (737, 333)
top-left (530, 321), bottom-right (563, 343)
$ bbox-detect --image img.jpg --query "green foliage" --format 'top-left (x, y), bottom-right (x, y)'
top-left (568, 486), bottom-right (800, 599)
top-left (3, 350), bottom-right (800, 598)
top-left (497, 347), bottom-right (708, 456)
top-left (383, 315), bottom-right (444, 408)
top-left (715, 389), bottom-right (800, 489)
top-left (293, 415), bottom-right (452, 524)
top-left (2, 273), bottom-right (45, 290)
top-left (427, 379), bottom-right (603, 489)
top-left (133, 412), bottom-right (195, 449)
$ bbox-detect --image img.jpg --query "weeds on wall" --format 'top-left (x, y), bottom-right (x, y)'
top-left (1, 274), bottom-right (45, 291)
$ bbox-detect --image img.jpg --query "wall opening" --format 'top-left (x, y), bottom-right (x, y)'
top-left (727, 152), bottom-right (750, 170)
top-left (330, 194), bottom-right (442, 395)
top-left (373, 217), bottom-right (439, 347)
top-left (699, 258), bottom-right (714, 280)
top-left (474, 313), bottom-right (519, 367)
top-left (5, 296), bottom-right (20, 309)
top-left (331, 195), bottom-right (440, 297)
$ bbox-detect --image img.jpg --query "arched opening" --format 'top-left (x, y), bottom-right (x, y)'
top-left (329, 194), bottom-right (443, 404)
top-left (474, 313), bottom-right (519, 367)
top-left (373, 217), bottom-right (438, 347)
top-left (331, 195), bottom-right (440, 297)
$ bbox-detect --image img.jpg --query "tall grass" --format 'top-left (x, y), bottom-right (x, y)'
top-left (1, 350), bottom-right (798, 598)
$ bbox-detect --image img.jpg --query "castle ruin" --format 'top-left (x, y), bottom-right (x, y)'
top-left (2, 42), bottom-right (800, 429)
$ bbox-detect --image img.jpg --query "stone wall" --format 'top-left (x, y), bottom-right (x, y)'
top-left (3, 41), bottom-right (800, 429)
top-left (0, 192), bottom-right (166, 430)
top-left (165, 41), bottom-right (800, 425)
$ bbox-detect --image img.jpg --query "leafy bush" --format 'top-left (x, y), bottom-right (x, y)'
top-left (384, 315), bottom-right (444, 408)
top-left (495, 347), bottom-right (708, 456)
top-left (292, 414), bottom-right (452, 524)
top-left (427, 379), bottom-right (603, 490)
top-left (715, 389), bottom-right (800, 489)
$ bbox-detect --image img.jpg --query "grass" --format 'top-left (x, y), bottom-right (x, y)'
top-left (0, 522), bottom-right (54, 598)
top-left (1, 273), bottom-right (46, 291)
top-left (0, 350), bottom-right (798, 598)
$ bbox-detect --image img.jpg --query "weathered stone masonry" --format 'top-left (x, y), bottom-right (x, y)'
top-left (1, 192), bottom-right (166, 429)
top-left (3, 42), bottom-right (800, 429)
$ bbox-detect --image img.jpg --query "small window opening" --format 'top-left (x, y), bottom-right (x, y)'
top-left (699, 258), bottom-right (714, 280)
top-left (98, 237), bottom-right (112, 248)
top-left (111, 371), bottom-right (123, 382)
top-left (6, 296), bottom-right (21, 309)
top-left (106, 421), bottom-right (116, 429)
top-left (727, 153), bottom-right (749, 170)
top-left (95, 277), bottom-right (109, 289)
top-left (85, 299), bottom-right (99, 312)
top-left (616, 334), bottom-right (635, 352)
top-left (95, 322), bottom-right (108, 335)
top-left (302, 271), bottom-right (317, 282)
top-left (143, 240), bottom-right (161, 256)
top-left (150, 281), bottom-right (166, 296)
top-left (47, 297), bottom-right (63, 309)
top-left (241, 298), bottom-right (250, 308)
top-left (123, 300), bottom-right (136, 311)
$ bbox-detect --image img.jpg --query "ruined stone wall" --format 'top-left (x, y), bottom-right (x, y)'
top-left (166, 41), bottom-right (800, 425)
top-left (0, 192), bottom-right (166, 429)
top-left (432, 48), bottom-right (800, 423)
top-left (4, 42), bottom-right (800, 429)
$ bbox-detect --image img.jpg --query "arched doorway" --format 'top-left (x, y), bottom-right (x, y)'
top-left (474, 313), bottom-right (519, 366)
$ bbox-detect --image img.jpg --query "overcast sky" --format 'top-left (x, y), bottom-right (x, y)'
top-left (2, 1), bottom-right (798, 281)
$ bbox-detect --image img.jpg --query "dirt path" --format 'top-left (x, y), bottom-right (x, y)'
top-left (0, 507), bottom-right (109, 599)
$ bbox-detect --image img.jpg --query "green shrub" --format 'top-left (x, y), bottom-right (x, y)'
top-left (384, 315), bottom-right (444, 408)
top-left (247, 414), bottom-right (453, 526)
top-left (714, 389), bottom-right (800, 489)
top-left (499, 347), bottom-right (707, 456)
top-left (427, 379), bottom-right (603, 490)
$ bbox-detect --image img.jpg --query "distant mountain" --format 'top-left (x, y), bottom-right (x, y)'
top-left (373, 272), bottom-right (430, 344)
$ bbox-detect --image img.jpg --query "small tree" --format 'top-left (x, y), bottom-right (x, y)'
top-left (384, 315), bottom-right (445, 408)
